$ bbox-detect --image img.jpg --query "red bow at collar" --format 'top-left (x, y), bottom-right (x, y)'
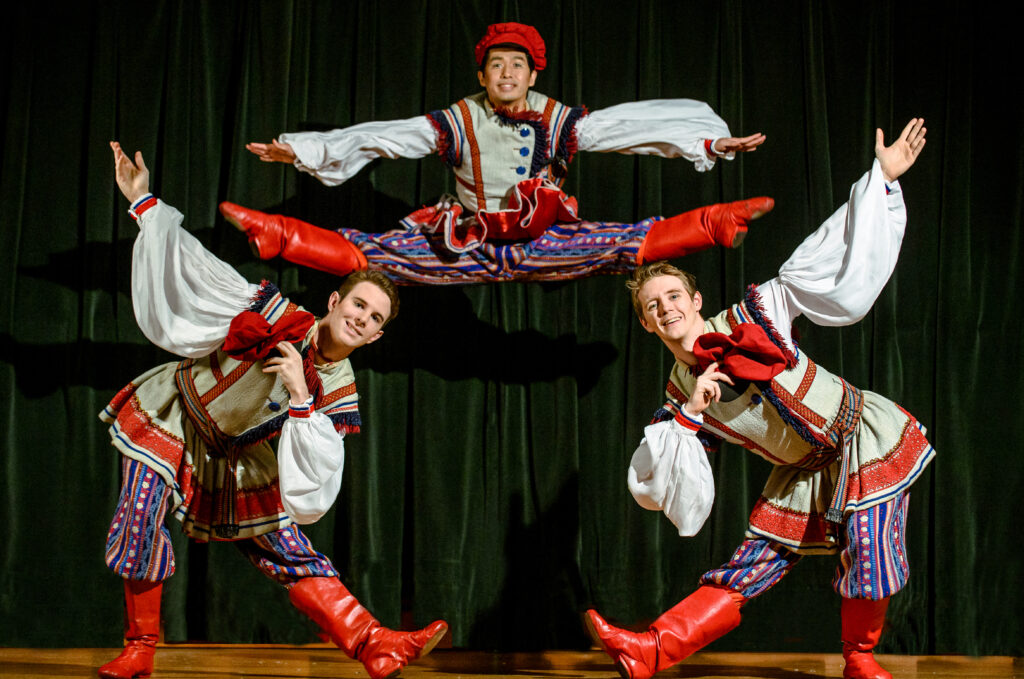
top-left (692, 323), bottom-right (789, 382)
top-left (222, 310), bottom-right (316, 362)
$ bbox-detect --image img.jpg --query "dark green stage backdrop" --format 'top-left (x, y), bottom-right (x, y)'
top-left (1, 0), bottom-right (1020, 656)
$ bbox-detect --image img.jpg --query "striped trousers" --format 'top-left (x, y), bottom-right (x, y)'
top-left (341, 217), bottom-right (655, 285)
top-left (105, 456), bottom-right (339, 584)
top-left (700, 492), bottom-right (911, 601)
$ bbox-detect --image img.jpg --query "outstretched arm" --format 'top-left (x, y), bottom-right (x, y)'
top-left (245, 117), bottom-right (437, 187)
top-left (110, 141), bottom-right (256, 357)
top-left (756, 118), bottom-right (928, 341)
top-left (575, 99), bottom-right (737, 172)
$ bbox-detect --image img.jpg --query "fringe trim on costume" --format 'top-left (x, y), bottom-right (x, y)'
top-left (697, 430), bottom-right (723, 454)
top-left (327, 412), bottom-right (362, 434)
top-left (742, 285), bottom-right (798, 367)
top-left (249, 280), bottom-right (281, 314)
top-left (301, 345), bottom-right (324, 405)
top-left (229, 412), bottom-right (289, 448)
top-left (557, 105), bottom-right (588, 163)
top-left (224, 404), bottom-right (361, 448)
top-left (493, 106), bottom-right (551, 178)
top-left (493, 106), bottom-right (544, 125)
top-left (650, 406), bottom-right (675, 424)
top-left (759, 383), bottom-right (827, 448)
top-left (427, 111), bottom-right (458, 168)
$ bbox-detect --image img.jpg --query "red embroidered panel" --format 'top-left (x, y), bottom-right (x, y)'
top-left (748, 496), bottom-right (831, 544)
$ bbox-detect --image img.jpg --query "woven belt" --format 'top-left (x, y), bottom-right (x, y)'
top-left (823, 380), bottom-right (864, 523)
top-left (175, 359), bottom-right (241, 539)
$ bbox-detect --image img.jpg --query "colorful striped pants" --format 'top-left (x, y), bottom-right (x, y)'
top-left (700, 492), bottom-right (910, 601)
top-left (341, 217), bottom-right (655, 285)
top-left (105, 457), bottom-right (339, 584)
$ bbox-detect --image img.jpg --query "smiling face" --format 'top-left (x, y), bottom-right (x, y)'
top-left (637, 274), bottom-right (705, 361)
top-left (477, 48), bottom-right (537, 110)
top-left (317, 281), bottom-right (392, 362)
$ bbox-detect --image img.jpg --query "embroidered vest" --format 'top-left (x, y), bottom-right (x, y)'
top-left (428, 91), bottom-right (587, 213)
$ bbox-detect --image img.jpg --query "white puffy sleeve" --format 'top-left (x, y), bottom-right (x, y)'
top-left (131, 198), bottom-right (258, 358)
top-left (277, 402), bottom-right (345, 525)
top-left (575, 99), bottom-right (732, 172)
top-left (280, 116), bottom-right (438, 187)
top-left (754, 159), bottom-right (908, 349)
top-left (627, 415), bottom-right (715, 536)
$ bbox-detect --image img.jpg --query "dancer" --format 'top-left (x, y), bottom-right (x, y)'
top-left (225, 21), bottom-right (770, 285)
top-left (98, 142), bottom-right (446, 679)
top-left (586, 119), bottom-right (931, 679)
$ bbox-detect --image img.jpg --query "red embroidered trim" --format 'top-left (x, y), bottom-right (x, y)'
top-left (748, 496), bottom-right (832, 544)
top-left (209, 351), bottom-right (225, 382)
top-left (200, 355), bottom-right (255, 407)
top-left (852, 417), bottom-right (932, 500)
top-left (794, 359), bottom-right (817, 401)
top-left (666, 380), bottom-right (687, 405)
top-left (768, 377), bottom-right (827, 429)
top-left (457, 99), bottom-right (487, 211)
top-left (115, 393), bottom-right (186, 469)
top-left (315, 381), bottom-right (358, 408)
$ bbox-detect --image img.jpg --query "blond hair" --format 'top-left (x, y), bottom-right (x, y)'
top-left (625, 262), bottom-right (697, 320)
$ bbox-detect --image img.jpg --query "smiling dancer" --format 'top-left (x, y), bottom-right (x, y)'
top-left (586, 120), bottom-right (932, 679)
top-left (98, 142), bottom-right (446, 679)
top-left (223, 22), bottom-right (771, 285)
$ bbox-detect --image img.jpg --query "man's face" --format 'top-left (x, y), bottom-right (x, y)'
top-left (637, 275), bottom-right (704, 350)
top-left (323, 281), bottom-right (391, 351)
top-left (477, 48), bottom-right (537, 109)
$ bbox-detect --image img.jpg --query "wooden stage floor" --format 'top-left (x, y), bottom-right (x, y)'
top-left (1, 646), bottom-right (1020, 679)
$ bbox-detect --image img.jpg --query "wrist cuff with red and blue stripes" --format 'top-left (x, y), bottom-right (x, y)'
top-left (288, 396), bottom-right (315, 419)
top-left (128, 193), bottom-right (157, 221)
top-left (674, 407), bottom-right (703, 432)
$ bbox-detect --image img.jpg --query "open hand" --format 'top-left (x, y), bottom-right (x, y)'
top-left (245, 139), bottom-right (297, 164)
top-left (262, 341), bottom-right (311, 405)
top-left (110, 141), bottom-right (150, 203)
top-left (683, 362), bottom-right (734, 417)
top-left (875, 118), bottom-right (927, 182)
top-left (714, 133), bottom-right (767, 155)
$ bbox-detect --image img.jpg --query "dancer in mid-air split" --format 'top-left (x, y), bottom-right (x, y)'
top-left (98, 142), bottom-right (446, 679)
top-left (586, 119), bottom-right (931, 679)
top-left (223, 21), bottom-right (771, 285)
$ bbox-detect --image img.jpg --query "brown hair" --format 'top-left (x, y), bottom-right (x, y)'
top-left (625, 262), bottom-right (698, 320)
top-left (336, 270), bottom-right (400, 325)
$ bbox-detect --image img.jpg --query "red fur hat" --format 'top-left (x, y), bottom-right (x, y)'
top-left (475, 22), bottom-right (546, 71)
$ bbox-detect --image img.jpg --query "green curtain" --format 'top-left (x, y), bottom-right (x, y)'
top-left (1, 0), bottom-right (1020, 655)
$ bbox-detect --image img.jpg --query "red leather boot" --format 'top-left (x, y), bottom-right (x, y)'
top-left (637, 197), bottom-right (774, 264)
top-left (288, 577), bottom-right (448, 679)
top-left (842, 597), bottom-right (892, 679)
top-left (586, 586), bottom-right (744, 679)
top-left (219, 202), bottom-right (368, 276)
top-left (97, 580), bottom-right (162, 679)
